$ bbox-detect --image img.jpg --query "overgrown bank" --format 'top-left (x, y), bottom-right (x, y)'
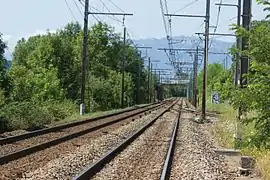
top-left (210, 103), bottom-right (270, 179)
top-left (0, 22), bottom-right (158, 133)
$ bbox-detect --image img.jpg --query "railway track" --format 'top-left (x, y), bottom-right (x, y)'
top-left (0, 99), bottom-right (173, 165)
top-left (73, 98), bottom-right (184, 180)
top-left (160, 103), bottom-right (181, 180)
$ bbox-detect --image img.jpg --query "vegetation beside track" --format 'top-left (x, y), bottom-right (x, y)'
top-left (210, 102), bottom-right (270, 179)
top-left (194, 2), bottom-right (270, 177)
top-left (0, 22), bottom-right (181, 133)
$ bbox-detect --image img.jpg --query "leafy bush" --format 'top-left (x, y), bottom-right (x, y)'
top-left (0, 89), bottom-right (4, 107)
top-left (42, 100), bottom-right (77, 122)
top-left (0, 101), bottom-right (52, 132)
top-left (0, 100), bottom-right (77, 132)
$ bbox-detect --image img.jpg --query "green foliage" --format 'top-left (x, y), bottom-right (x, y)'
top-left (0, 89), bottom-right (5, 107)
top-left (213, 69), bottom-right (234, 102)
top-left (257, 0), bottom-right (270, 19)
top-left (85, 70), bottom-right (133, 111)
top-left (41, 100), bottom-right (77, 122)
top-left (10, 66), bottom-right (64, 102)
top-left (230, 20), bottom-right (270, 147)
top-left (214, 14), bottom-right (270, 147)
top-left (1, 22), bottom-right (152, 132)
top-left (0, 101), bottom-right (52, 131)
top-left (0, 100), bottom-right (76, 132)
top-left (0, 33), bottom-right (11, 98)
top-left (198, 63), bottom-right (226, 96)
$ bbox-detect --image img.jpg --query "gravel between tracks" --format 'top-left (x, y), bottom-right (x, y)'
top-left (0, 105), bottom-right (160, 156)
top-left (92, 105), bottom-right (179, 180)
top-left (170, 111), bottom-right (234, 180)
top-left (15, 105), bottom-right (170, 180)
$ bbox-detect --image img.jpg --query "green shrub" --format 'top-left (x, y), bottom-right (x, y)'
top-left (0, 101), bottom-right (52, 131)
top-left (0, 100), bottom-right (77, 132)
top-left (0, 89), bottom-right (5, 107)
top-left (42, 100), bottom-right (77, 122)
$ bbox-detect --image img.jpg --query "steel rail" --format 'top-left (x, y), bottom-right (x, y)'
top-left (0, 101), bottom-right (170, 165)
top-left (73, 99), bottom-right (179, 180)
top-left (0, 100), bottom-right (170, 145)
top-left (160, 102), bottom-right (182, 180)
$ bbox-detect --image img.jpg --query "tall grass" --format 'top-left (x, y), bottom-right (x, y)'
top-left (210, 102), bottom-right (270, 179)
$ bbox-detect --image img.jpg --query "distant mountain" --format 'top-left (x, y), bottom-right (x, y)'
top-left (134, 36), bottom-right (233, 71)
top-left (3, 36), bottom-right (233, 71)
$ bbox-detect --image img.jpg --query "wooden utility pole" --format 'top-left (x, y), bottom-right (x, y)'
top-left (80, 0), bottom-right (89, 115)
top-left (202, 0), bottom-right (211, 120)
top-left (193, 47), bottom-right (199, 107)
top-left (150, 63), bottom-right (153, 103)
top-left (148, 57), bottom-right (151, 103)
top-left (236, 0), bottom-right (251, 148)
top-left (240, 0), bottom-right (251, 87)
top-left (121, 26), bottom-right (126, 108)
top-left (236, 0), bottom-right (242, 86)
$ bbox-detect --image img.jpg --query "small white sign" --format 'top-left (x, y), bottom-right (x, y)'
top-left (212, 92), bottom-right (220, 104)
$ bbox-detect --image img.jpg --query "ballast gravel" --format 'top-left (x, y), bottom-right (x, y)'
top-left (92, 107), bottom-right (179, 180)
top-left (17, 105), bottom-right (170, 180)
top-left (0, 105), bottom-right (160, 156)
top-left (170, 111), bottom-right (235, 180)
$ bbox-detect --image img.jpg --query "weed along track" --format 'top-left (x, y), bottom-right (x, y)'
top-left (0, 99), bottom-right (175, 179)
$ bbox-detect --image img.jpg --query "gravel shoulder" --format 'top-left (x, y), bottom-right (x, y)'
top-left (92, 106), bottom-right (179, 180)
top-left (170, 111), bottom-right (235, 180)
top-left (0, 105), bottom-right (159, 156)
top-left (13, 105), bottom-right (169, 180)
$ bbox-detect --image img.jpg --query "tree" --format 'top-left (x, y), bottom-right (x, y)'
top-left (0, 33), bottom-right (11, 99)
top-left (10, 22), bottom-right (148, 111)
top-left (231, 19), bottom-right (270, 147)
top-left (197, 63), bottom-right (225, 96)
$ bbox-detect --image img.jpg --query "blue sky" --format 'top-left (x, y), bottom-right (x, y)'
top-left (0, 0), bottom-right (267, 52)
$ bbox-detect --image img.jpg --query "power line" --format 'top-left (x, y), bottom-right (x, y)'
top-left (107, 0), bottom-right (125, 12)
top-left (229, 16), bottom-right (237, 21)
top-left (209, 0), bottom-right (223, 49)
top-left (80, 0), bottom-right (138, 60)
top-left (64, 0), bottom-right (77, 21)
top-left (78, 0), bottom-right (102, 22)
top-left (99, 0), bottom-right (123, 24)
top-left (73, 0), bottom-right (84, 17)
top-left (173, 0), bottom-right (200, 13)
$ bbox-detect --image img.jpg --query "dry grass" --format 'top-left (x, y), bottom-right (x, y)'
top-left (209, 102), bottom-right (270, 179)
top-left (242, 148), bottom-right (270, 180)
top-left (208, 102), bottom-right (236, 149)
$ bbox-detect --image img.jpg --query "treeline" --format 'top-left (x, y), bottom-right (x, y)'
top-left (0, 22), bottom-right (155, 132)
top-left (203, 1), bottom-right (270, 148)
